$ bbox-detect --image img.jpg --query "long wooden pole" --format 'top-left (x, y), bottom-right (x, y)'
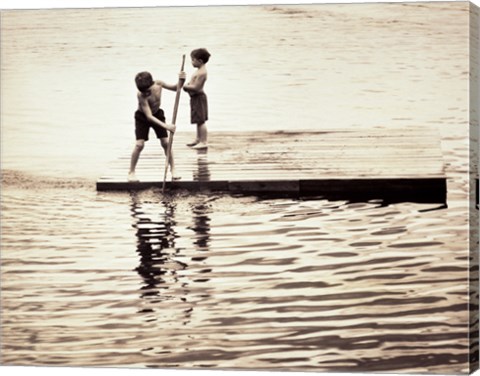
top-left (163, 54), bottom-right (186, 193)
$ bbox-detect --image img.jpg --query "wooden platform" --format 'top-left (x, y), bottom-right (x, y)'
top-left (96, 128), bottom-right (447, 203)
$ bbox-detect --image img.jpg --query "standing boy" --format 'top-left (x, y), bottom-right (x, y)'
top-left (183, 48), bottom-right (210, 150)
top-left (128, 70), bottom-right (185, 182)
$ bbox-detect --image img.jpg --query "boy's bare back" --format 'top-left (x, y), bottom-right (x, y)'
top-left (137, 81), bottom-right (164, 113)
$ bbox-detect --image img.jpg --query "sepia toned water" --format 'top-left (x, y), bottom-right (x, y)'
top-left (1, 3), bottom-right (478, 374)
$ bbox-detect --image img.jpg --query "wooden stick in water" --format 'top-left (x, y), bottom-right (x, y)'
top-left (163, 54), bottom-right (186, 193)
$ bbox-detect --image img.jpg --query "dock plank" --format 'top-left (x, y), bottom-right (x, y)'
top-left (96, 128), bottom-right (447, 203)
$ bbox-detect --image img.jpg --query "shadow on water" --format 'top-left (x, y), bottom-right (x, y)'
top-left (130, 194), bottom-right (179, 296)
top-left (189, 199), bottom-right (211, 253)
top-left (129, 191), bottom-right (212, 326)
top-left (193, 149), bottom-right (211, 182)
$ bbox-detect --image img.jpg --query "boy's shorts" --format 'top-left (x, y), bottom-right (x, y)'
top-left (190, 93), bottom-right (208, 125)
top-left (134, 108), bottom-right (167, 140)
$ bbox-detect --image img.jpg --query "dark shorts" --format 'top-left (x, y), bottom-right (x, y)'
top-left (190, 93), bottom-right (208, 125)
top-left (134, 108), bottom-right (167, 140)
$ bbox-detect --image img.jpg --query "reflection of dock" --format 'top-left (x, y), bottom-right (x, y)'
top-left (97, 128), bottom-right (447, 203)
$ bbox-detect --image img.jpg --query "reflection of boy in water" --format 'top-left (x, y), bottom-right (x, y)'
top-left (128, 70), bottom-right (185, 182)
top-left (183, 48), bottom-right (210, 150)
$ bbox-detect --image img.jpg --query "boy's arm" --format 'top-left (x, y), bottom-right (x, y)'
top-left (157, 71), bottom-right (186, 91)
top-left (183, 72), bottom-right (207, 94)
top-left (158, 80), bottom-right (177, 91)
top-left (138, 93), bottom-right (175, 133)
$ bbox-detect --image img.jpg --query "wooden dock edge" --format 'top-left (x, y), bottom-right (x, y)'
top-left (96, 177), bottom-right (447, 204)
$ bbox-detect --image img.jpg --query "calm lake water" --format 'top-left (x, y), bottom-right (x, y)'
top-left (1, 2), bottom-right (478, 374)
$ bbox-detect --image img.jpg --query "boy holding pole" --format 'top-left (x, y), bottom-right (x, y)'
top-left (128, 69), bottom-right (185, 182)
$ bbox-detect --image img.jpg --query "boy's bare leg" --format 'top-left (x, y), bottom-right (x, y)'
top-left (192, 123), bottom-right (208, 149)
top-left (128, 140), bottom-right (144, 181)
top-left (160, 138), bottom-right (181, 180)
top-left (186, 126), bottom-right (200, 147)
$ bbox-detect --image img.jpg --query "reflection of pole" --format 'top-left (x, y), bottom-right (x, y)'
top-left (163, 54), bottom-right (186, 193)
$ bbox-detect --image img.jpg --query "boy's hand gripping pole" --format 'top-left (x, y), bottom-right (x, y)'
top-left (163, 54), bottom-right (186, 193)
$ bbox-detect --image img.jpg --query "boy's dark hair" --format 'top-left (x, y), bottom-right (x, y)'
top-left (135, 71), bottom-right (154, 92)
top-left (191, 48), bottom-right (211, 64)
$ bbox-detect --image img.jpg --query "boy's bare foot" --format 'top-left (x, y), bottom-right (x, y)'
top-left (128, 172), bottom-right (139, 182)
top-left (192, 143), bottom-right (208, 150)
top-left (187, 140), bottom-right (199, 147)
